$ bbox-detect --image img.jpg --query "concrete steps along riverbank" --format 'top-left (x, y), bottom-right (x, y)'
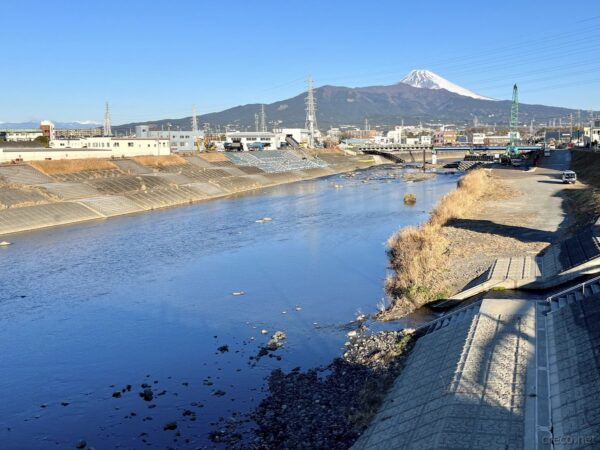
top-left (355, 277), bottom-right (600, 449)
top-left (0, 150), bottom-right (374, 236)
top-left (542, 278), bottom-right (600, 449)
top-left (449, 218), bottom-right (600, 301)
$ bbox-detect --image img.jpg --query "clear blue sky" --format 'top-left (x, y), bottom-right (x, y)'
top-left (1, 0), bottom-right (598, 124)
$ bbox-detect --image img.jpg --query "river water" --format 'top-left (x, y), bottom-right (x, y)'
top-left (0, 166), bottom-right (458, 449)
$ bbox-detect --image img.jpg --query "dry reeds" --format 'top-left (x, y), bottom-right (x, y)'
top-left (133, 155), bottom-right (186, 167)
top-left (29, 159), bottom-right (117, 175)
top-left (383, 169), bottom-right (496, 317)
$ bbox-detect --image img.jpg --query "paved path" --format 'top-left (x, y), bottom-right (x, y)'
top-left (483, 150), bottom-right (576, 241)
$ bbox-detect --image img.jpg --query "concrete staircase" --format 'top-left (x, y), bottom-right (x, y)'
top-left (449, 221), bottom-right (600, 302)
top-left (457, 160), bottom-right (482, 171)
top-left (419, 301), bottom-right (482, 336)
top-left (545, 274), bottom-right (600, 313)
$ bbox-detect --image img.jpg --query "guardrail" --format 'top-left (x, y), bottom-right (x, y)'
top-left (546, 273), bottom-right (600, 303)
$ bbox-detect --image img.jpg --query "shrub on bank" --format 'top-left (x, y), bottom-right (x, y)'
top-left (403, 193), bottom-right (417, 205)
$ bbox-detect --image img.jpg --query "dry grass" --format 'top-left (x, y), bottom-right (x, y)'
top-left (306, 147), bottom-right (344, 156)
top-left (29, 159), bottom-right (117, 175)
top-left (563, 151), bottom-right (600, 227)
top-left (571, 151), bottom-right (600, 186)
top-left (198, 152), bottom-right (229, 162)
top-left (132, 155), bottom-right (186, 168)
top-left (382, 169), bottom-right (510, 318)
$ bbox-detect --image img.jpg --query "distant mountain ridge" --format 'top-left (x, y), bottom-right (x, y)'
top-left (0, 121), bottom-right (101, 129)
top-left (115, 87), bottom-right (578, 133)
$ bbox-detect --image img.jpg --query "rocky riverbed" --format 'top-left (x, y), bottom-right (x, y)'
top-left (210, 327), bottom-right (415, 449)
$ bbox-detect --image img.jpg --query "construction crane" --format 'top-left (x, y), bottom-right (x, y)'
top-left (507, 84), bottom-right (519, 155)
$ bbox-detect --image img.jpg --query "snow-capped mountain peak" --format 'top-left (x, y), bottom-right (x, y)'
top-left (399, 69), bottom-right (492, 100)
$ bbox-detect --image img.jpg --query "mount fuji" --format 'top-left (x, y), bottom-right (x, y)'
top-left (399, 69), bottom-right (493, 100)
top-left (115, 70), bottom-right (582, 130)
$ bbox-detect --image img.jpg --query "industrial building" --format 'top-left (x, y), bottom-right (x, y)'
top-left (1, 136), bottom-right (170, 163)
top-left (0, 128), bottom-right (43, 142)
top-left (275, 128), bottom-right (311, 147)
top-left (135, 125), bottom-right (204, 152)
top-left (49, 136), bottom-right (169, 152)
top-left (225, 131), bottom-right (281, 151)
top-left (54, 127), bottom-right (103, 139)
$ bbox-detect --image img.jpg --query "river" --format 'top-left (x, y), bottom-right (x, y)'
top-left (0, 166), bottom-right (458, 449)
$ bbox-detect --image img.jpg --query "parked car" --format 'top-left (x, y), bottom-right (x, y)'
top-left (562, 170), bottom-right (577, 184)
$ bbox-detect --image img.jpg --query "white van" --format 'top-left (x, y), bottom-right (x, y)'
top-left (562, 170), bottom-right (577, 184)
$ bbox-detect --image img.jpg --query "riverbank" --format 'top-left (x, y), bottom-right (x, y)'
top-left (382, 150), bottom-right (577, 319)
top-left (0, 150), bottom-right (382, 237)
top-left (210, 328), bottom-right (415, 449)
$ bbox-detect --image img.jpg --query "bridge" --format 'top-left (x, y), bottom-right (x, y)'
top-left (359, 144), bottom-right (543, 164)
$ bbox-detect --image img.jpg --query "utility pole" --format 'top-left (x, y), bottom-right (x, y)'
top-left (530, 119), bottom-right (534, 138)
top-left (570, 113), bottom-right (573, 143)
top-left (191, 105), bottom-right (198, 133)
top-left (254, 113), bottom-right (260, 132)
top-left (400, 119), bottom-right (404, 144)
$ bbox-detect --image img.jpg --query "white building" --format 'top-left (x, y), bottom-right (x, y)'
top-left (50, 136), bottom-right (168, 151)
top-left (584, 119), bottom-right (600, 145)
top-left (472, 133), bottom-right (485, 145)
top-left (1, 136), bottom-right (170, 163)
top-left (1, 129), bottom-right (43, 142)
top-left (276, 128), bottom-right (310, 146)
top-left (386, 126), bottom-right (405, 144)
top-left (420, 135), bottom-right (432, 145)
top-left (225, 131), bottom-right (281, 151)
top-left (135, 125), bottom-right (203, 152)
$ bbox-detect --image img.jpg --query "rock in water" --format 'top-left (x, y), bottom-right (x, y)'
top-left (75, 440), bottom-right (87, 449)
top-left (139, 388), bottom-right (153, 402)
top-left (163, 421), bottom-right (177, 431)
top-left (267, 331), bottom-right (287, 350)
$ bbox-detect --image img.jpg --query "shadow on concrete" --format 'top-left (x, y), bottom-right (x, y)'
top-left (446, 218), bottom-right (557, 243)
top-left (537, 180), bottom-right (564, 184)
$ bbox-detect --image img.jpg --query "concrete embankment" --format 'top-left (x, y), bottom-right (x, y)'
top-left (0, 150), bottom-right (379, 236)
